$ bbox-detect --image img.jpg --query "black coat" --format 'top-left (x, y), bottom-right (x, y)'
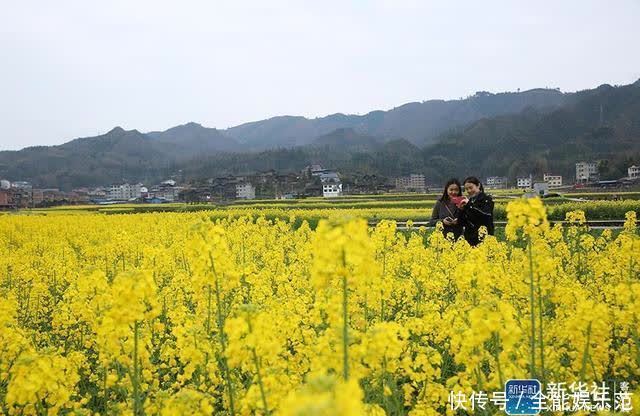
top-left (460, 192), bottom-right (494, 246)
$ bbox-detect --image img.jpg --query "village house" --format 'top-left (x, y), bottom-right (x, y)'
top-left (533, 182), bottom-right (549, 196)
top-left (318, 171), bottom-right (342, 197)
top-left (575, 161), bottom-right (598, 183)
top-left (107, 183), bottom-right (144, 201)
top-left (302, 164), bottom-right (326, 178)
top-left (148, 180), bottom-right (181, 202)
top-left (485, 176), bottom-right (508, 190)
top-left (39, 189), bottom-right (66, 204)
top-left (516, 176), bottom-right (532, 189)
top-left (395, 174), bottom-right (427, 193)
top-left (0, 189), bottom-right (12, 209)
top-left (208, 176), bottom-right (238, 200)
top-left (543, 174), bottom-right (563, 188)
top-left (322, 182), bottom-right (342, 197)
top-left (88, 188), bottom-right (108, 202)
top-left (236, 182), bottom-right (256, 199)
top-left (10, 181), bottom-right (32, 191)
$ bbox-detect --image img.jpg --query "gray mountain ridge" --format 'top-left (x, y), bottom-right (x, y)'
top-left (3, 81), bottom-right (638, 189)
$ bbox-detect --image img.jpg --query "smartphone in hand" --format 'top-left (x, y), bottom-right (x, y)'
top-left (450, 196), bottom-right (466, 208)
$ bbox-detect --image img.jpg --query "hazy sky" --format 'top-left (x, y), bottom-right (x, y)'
top-left (1, 0), bottom-right (639, 150)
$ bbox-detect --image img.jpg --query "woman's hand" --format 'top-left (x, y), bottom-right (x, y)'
top-left (443, 217), bottom-right (458, 226)
top-left (458, 197), bottom-right (469, 208)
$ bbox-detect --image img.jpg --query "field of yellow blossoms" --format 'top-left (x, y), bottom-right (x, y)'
top-left (0, 199), bottom-right (639, 415)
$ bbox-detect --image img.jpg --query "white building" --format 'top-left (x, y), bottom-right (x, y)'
top-left (486, 176), bottom-right (508, 189)
top-left (88, 188), bottom-right (107, 200)
top-left (323, 183), bottom-right (343, 197)
top-left (107, 184), bottom-right (122, 200)
top-left (516, 176), bottom-right (532, 189)
top-left (235, 183), bottom-right (256, 199)
top-left (0, 179), bottom-right (10, 190)
top-left (628, 165), bottom-right (640, 179)
top-left (576, 161), bottom-right (598, 183)
top-left (543, 174), bottom-right (563, 188)
top-left (108, 183), bottom-right (143, 200)
top-left (10, 181), bottom-right (32, 190)
top-left (395, 174), bottom-right (426, 192)
top-left (129, 183), bottom-right (143, 198)
top-left (317, 170), bottom-right (343, 197)
top-left (533, 182), bottom-right (549, 196)
top-left (150, 187), bottom-right (180, 202)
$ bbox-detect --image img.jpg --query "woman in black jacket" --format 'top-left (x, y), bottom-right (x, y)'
top-left (429, 178), bottom-right (463, 240)
top-left (459, 176), bottom-right (494, 246)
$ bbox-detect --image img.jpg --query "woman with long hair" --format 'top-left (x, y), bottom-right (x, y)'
top-left (458, 176), bottom-right (495, 246)
top-left (429, 178), bottom-right (463, 240)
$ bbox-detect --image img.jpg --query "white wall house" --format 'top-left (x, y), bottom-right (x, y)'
top-left (323, 183), bottom-right (342, 197)
top-left (235, 182), bottom-right (256, 199)
top-left (108, 183), bottom-right (143, 200)
top-left (395, 174), bottom-right (426, 192)
top-left (486, 176), bottom-right (508, 189)
top-left (516, 177), bottom-right (532, 189)
top-left (88, 188), bottom-right (107, 200)
top-left (533, 182), bottom-right (549, 196)
top-left (317, 170), bottom-right (343, 197)
top-left (10, 181), bottom-right (32, 190)
top-left (576, 162), bottom-right (598, 183)
top-left (543, 174), bottom-right (563, 188)
top-left (628, 165), bottom-right (640, 179)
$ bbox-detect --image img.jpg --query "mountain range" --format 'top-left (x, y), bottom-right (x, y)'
top-left (1, 80), bottom-right (639, 190)
top-left (225, 88), bottom-right (567, 149)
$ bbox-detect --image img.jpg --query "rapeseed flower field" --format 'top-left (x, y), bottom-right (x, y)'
top-left (0, 199), bottom-right (638, 415)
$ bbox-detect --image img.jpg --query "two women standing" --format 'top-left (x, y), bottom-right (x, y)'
top-left (429, 176), bottom-right (495, 246)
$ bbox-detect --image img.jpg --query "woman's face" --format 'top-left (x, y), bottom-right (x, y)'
top-left (447, 183), bottom-right (460, 198)
top-left (464, 182), bottom-right (480, 196)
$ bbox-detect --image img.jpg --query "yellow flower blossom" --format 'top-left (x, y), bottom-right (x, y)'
top-left (0, 207), bottom-right (638, 414)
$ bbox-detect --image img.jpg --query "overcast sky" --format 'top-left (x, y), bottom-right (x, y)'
top-left (1, 0), bottom-right (639, 151)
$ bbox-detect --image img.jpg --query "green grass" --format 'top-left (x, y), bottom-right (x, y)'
top-left (563, 192), bottom-right (640, 200)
